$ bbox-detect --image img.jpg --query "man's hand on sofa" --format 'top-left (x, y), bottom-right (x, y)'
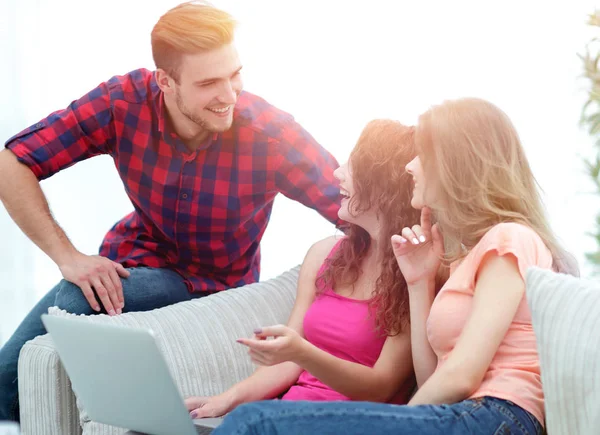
top-left (185, 393), bottom-right (237, 419)
top-left (59, 252), bottom-right (130, 315)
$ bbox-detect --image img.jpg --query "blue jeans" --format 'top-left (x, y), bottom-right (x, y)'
top-left (0, 267), bottom-right (208, 422)
top-left (213, 396), bottom-right (544, 435)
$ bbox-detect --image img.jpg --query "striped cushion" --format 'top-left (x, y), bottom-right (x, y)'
top-left (526, 267), bottom-right (600, 435)
top-left (46, 266), bottom-right (299, 435)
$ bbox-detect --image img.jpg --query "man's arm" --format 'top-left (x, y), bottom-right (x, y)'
top-left (275, 121), bottom-right (343, 228)
top-left (0, 149), bottom-right (79, 267)
top-left (1, 79), bottom-right (129, 314)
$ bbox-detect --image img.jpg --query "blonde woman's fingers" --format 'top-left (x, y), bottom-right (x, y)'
top-left (402, 227), bottom-right (419, 245)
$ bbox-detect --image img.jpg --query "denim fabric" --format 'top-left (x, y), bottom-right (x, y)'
top-left (213, 396), bottom-right (543, 435)
top-left (0, 267), bottom-right (207, 422)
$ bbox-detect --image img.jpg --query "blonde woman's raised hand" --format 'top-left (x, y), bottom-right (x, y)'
top-left (391, 207), bottom-right (444, 286)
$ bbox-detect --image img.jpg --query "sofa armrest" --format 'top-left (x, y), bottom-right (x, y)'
top-left (18, 334), bottom-right (81, 435)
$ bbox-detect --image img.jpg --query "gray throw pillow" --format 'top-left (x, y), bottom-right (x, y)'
top-left (526, 267), bottom-right (600, 435)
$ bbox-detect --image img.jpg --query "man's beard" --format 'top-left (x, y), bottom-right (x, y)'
top-left (175, 91), bottom-right (232, 133)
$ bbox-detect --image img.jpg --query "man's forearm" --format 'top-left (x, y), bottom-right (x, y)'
top-left (0, 149), bottom-right (78, 265)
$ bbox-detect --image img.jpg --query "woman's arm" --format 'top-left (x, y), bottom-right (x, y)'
top-left (407, 279), bottom-right (438, 387)
top-left (240, 277), bottom-right (414, 401)
top-left (409, 251), bottom-right (525, 405)
top-left (243, 325), bottom-right (413, 403)
top-left (186, 236), bottom-right (339, 417)
top-left (406, 266), bottom-right (449, 386)
top-left (392, 208), bottom-right (446, 387)
top-left (293, 329), bottom-right (413, 402)
top-left (229, 237), bottom-right (339, 403)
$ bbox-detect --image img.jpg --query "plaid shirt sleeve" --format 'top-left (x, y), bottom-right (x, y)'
top-left (275, 120), bottom-right (343, 228)
top-left (4, 82), bottom-right (115, 180)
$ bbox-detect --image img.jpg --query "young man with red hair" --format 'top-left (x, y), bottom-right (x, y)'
top-left (0, 1), bottom-right (342, 422)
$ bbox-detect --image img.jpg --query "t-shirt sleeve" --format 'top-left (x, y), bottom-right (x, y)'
top-left (473, 222), bottom-right (554, 280)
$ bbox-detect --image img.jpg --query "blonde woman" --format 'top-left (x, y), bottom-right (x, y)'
top-left (211, 98), bottom-right (576, 435)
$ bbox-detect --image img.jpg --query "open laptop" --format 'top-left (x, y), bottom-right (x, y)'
top-left (41, 314), bottom-right (223, 435)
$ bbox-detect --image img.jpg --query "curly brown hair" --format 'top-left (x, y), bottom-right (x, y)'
top-left (317, 119), bottom-right (420, 335)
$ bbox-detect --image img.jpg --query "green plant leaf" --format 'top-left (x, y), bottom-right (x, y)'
top-left (585, 251), bottom-right (600, 266)
top-left (587, 157), bottom-right (600, 179)
top-left (581, 10), bottom-right (600, 272)
top-left (590, 115), bottom-right (600, 135)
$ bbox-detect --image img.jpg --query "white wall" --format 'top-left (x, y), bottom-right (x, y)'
top-left (1, 0), bottom-right (597, 343)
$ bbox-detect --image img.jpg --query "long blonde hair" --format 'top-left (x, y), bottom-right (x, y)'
top-left (415, 98), bottom-right (578, 275)
top-left (151, 1), bottom-right (236, 82)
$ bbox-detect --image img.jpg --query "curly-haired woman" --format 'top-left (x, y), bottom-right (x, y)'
top-left (185, 119), bottom-right (423, 418)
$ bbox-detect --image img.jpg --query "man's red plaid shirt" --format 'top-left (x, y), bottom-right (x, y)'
top-left (5, 69), bottom-right (342, 292)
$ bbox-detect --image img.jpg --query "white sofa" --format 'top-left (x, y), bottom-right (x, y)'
top-left (16, 265), bottom-right (600, 435)
top-left (17, 266), bottom-right (300, 435)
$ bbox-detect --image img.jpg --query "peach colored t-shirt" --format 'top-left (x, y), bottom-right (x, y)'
top-left (427, 222), bottom-right (552, 427)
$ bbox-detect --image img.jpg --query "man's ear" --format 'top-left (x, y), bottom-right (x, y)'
top-left (156, 69), bottom-right (176, 95)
